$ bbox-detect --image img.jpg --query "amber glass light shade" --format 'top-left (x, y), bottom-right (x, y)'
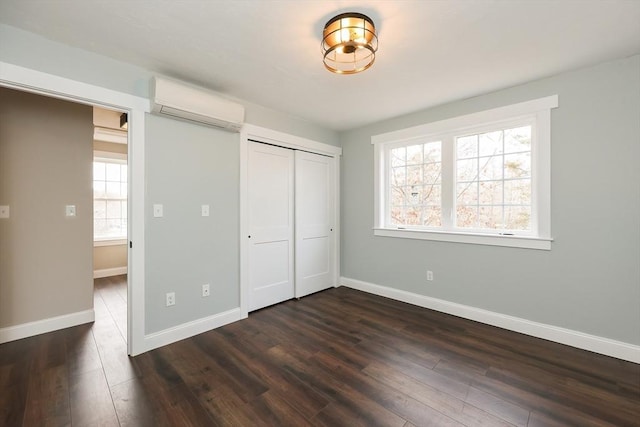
top-left (322, 12), bottom-right (378, 74)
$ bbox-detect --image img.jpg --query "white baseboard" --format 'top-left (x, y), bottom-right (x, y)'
top-left (340, 277), bottom-right (640, 364)
top-left (93, 266), bottom-right (128, 279)
top-left (143, 308), bottom-right (242, 353)
top-left (0, 309), bottom-right (95, 344)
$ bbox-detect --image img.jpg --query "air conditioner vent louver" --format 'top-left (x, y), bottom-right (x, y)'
top-left (150, 77), bottom-right (244, 132)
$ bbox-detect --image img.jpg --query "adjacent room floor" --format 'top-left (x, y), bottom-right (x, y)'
top-left (1, 275), bottom-right (638, 426)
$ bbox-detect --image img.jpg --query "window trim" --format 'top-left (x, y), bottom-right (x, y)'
top-left (372, 95), bottom-right (557, 250)
top-left (93, 155), bottom-right (128, 242)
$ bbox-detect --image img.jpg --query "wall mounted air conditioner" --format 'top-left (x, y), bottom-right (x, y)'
top-left (150, 77), bottom-right (245, 132)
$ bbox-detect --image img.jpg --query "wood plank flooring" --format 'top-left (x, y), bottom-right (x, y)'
top-left (1, 275), bottom-right (638, 426)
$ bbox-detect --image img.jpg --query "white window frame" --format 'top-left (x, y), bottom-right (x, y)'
top-left (93, 151), bottom-right (128, 245)
top-left (372, 95), bottom-right (557, 250)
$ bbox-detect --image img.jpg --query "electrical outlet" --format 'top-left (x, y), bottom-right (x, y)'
top-left (201, 204), bottom-right (210, 217)
top-left (166, 292), bottom-right (175, 306)
top-left (0, 206), bottom-right (9, 219)
top-left (202, 284), bottom-right (210, 297)
top-left (427, 270), bottom-right (434, 281)
top-left (65, 205), bottom-right (76, 217)
top-left (153, 204), bottom-right (164, 218)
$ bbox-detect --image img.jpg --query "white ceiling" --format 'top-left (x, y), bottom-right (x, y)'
top-left (1, 0), bottom-right (639, 131)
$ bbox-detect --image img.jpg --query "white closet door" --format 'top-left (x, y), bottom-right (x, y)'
top-left (248, 141), bottom-right (295, 311)
top-left (295, 150), bottom-right (335, 298)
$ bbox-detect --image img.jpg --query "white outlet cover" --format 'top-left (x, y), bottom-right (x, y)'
top-left (0, 206), bottom-right (9, 219)
top-left (166, 292), bottom-right (175, 306)
top-left (202, 283), bottom-right (210, 297)
top-left (153, 204), bottom-right (163, 218)
top-left (201, 204), bottom-right (210, 217)
top-left (65, 205), bottom-right (76, 217)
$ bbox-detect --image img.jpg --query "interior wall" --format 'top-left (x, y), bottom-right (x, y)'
top-left (1, 24), bottom-right (339, 339)
top-left (340, 54), bottom-right (640, 346)
top-left (145, 113), bottom-right (239, 334)
top-left (0, 87), bottom-right (94, 327)
top-left (94, 244), bottom-right (127, 272)
top-left (0, 24), bottom-right (340, 146)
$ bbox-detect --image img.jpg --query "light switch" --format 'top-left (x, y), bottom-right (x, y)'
top-left (0, 206), bottom-right (9, 219)
top-left (201, 204), bottom-right (210, 217)
top-left (153, 204), bottom-right (163, 218)
top-left (65, 205), bottom-right (76, 217)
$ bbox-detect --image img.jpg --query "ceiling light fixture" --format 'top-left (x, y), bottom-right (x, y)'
top-left (322, 12), bottom-right (378, 74)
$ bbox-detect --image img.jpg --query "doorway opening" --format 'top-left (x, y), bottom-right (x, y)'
top-left (0, 61), bottom-right (147, 355)
top-left (92, 106), bottom-right (129, 345)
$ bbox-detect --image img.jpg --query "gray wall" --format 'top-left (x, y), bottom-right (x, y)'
top-left (0, 87), bottom-right (94, 327)
top-left (145, 114), bottom-right (240, 333)
top-left (1, 24), bottom-right (338, 337)
top-left (0, 24), bottom-right (339, 146)
top-left (340, 55), bottom-right (640, 345)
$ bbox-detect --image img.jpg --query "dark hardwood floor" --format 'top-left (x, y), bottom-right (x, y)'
top-left (1, 275), bottom-right (638, 426)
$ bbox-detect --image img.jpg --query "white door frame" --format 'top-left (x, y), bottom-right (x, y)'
top-left (0, 61), bottom-right (149, 356)
top-left (239, 124), bottom-right (342, 318)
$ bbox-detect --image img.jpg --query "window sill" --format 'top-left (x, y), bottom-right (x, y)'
top-left (373, 228), bottom-right (552, 250)
top-left (94, 238), bottom-right (127, 247)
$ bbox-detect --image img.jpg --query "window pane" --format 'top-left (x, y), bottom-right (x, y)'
top-left (479, 130), bottom-right (503, 156)
top-left (391, 147), bottom-right (406, 167)
top-left (106, 163), bottom-right (120, 181)
top-left (424, 162), bottom-right (442, 184)
top-left (93, 181), bottom-right (106, 198)
top-left (424, 141), bottom-right (441, 163)
top-left (406, 165), bottom-right (423, 185)
top-left (94, 219), bottom-right (108, 237)
top-left (457, 135), bottom-right (477, 159)
top-left (106, 181), bottom-right (121, 198)
top-left (405, 207), bottom-right (421, 225)
top-left (504, 126), bottom-right (531, 153)
top-left (456, 205), bottom-right (477, 228)
top-left (479, 155), bottom-right (503, 181)
top-left (391, 167), bottom-right (406, 186)
top-left (391, 187), bottom-right (405, 206)
top-left (479, 206), bottom-right (503, 229)
top-left (106, 219), bottom-right (123, 237)
top-left (422, 184), bottom-right (441, 206)
top-left (106, 200), bottom-right (121, 219)
top-left (93, 162), bottom-right (105, 180)
top-left (390, 206), bottom-right (405, 225)
top-left (504, 179), bottom-right (531, 205)
top-left (456, 158), bottom-right (477, 182)
top-left (504, 152), bottom-right (531, 179)
top-left (94, 200), bottom-right (106, 219)
top-left (93, 160), bottom-right (127, 240)
top-left (479, 181), bottom-right (503, 205)
top-left (406, 144), bottom-right (423, 165)
top-left (407, 185), bottom-right (421, 206)
top-left (505, 206), bottom-right (531, 230)
top-left (457, 182), bottom-right (478, 205)
top-left (423, 206), bottom-right (441, 227)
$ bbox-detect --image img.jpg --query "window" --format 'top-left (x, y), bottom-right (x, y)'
top-left (373, 96), bottom-right (557, 250)
top-left (93, 157), bottom-right (127, 242)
